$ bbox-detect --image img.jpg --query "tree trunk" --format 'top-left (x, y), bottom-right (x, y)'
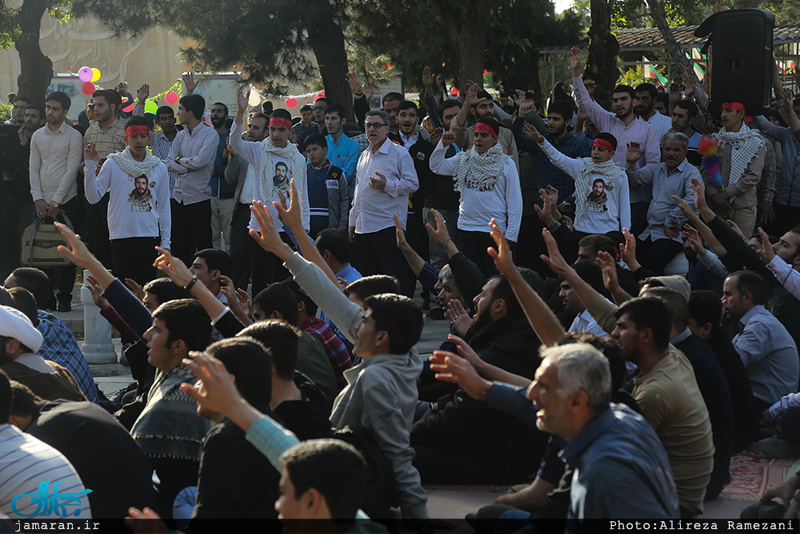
top-left (15, 0), bottom-right (53, 105)
top-left (305, 2), bottom-right (353, 122)
top-left (439, 0), bottom-right (493, 92)
top-left (584, 0), bottom-right (620, 109)
top-left (645, 0), bottom-right (701, 88)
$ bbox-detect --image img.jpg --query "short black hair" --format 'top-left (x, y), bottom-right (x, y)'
top-left (634, 83), bottom-right (658, 99)
top-left (25, 104), bottom-right (45, 120)
top-left (674, 100), bottom-right (698, 118)
top-left (439, 100), bottom-right (461, 122)
top-left (727, 270), bottom-right (765, 305)
top-left (572, 260), bottom-right (606, 295)
top-left (7, 288), bottom-right (39, 328)
top-left (285, 279), bottom-right (318, 317)
top-left (262, 101), bottom-right (274, 115)
top-left (345, 275), bottom-right (399, 303)
top-left (612, 85), bottom-right (636, 99)
top-left (300, 105), bottom-right (312, 113)
top-left (254, 283), bottom-right (299, 326)
top-left (614, 297), bottom-right (673, 351)
top-left (489, 268), bottom-right (544, 320)
top-left (179, 94), bottom-right (205, 121)
top-left (211, 102), bottom-right (229, 116)
top-left (156, 106), bottom-right (174, 119)
top-left (282, 439), bottom-right (366, 521)
top-left (238, 320), bottom-right (299, 380)
top-left (205, 337), bottom-right (272, 403)
top-left (382, 92), bottom-right (404, 106)
top-left (640, 286), bottom-right (689, 330)
top-left (689, 290), bottom-right (722, 329)
top-left (271, 109), bottom-right (292, 123)
top-left (9, 267), bottom-right (50, 308)
top-left (45, 91), bottom-right (71, 112)
top-left (125, 115), bottom-right (150, 131)
top-left (9, 380), bottom-right (40, 419)
top-left (595, 132), bottom-right (618, 151)
top-left (315, 228), bottom-right (350, 264)
top-left (363, 294), bottom-right (423, 354)
top-left (476, 90), bottom-right (493, 103)
top-left (92, 89), bottom-right (121, 110)
top-left (0, 371), bottom-right (13, 424)
top-left (324, 103), bottom-right (347, 120)
top-left (547, 101), bottom-right (573, 122)
top-left (0, 288), bottom-right (10, 307)
top-left (142, 278), bottom-right (192, 306)
top-left (304, 133), bottom-right (328, 150)
top-left (397, 101), bottom-right (418, 113)
top-left (194, 249), bottom-right (233, 278)
top-left (577, 234), bottom-right (616, 259)
top-left (152, 299), bottom-right (212, 351)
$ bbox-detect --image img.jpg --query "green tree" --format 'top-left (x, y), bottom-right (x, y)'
top-left (70, 0), bottom-right (354, 119)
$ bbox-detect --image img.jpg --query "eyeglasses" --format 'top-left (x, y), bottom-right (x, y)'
top-left (365, 122), bottom-right (387, 130)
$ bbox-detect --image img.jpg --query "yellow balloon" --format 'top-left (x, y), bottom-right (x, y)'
top-left (91, 68), bottom-right (101, 82)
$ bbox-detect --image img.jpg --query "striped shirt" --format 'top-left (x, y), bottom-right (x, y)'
top-left (300, 316), bottom-right (352, 391)
top-left (83, 118), bottom-right (126, 160)
top-left (0, 424), bottom-right (92, 519)
top-left (37, 311), bottom-right (98, 404)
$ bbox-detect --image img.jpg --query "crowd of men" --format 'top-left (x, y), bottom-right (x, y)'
top-left (1, 44), bottom-right (800, 531)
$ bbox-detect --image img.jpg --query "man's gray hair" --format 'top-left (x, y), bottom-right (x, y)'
top-left (440, 266), bottom-right (453, 280)
top-left (365, 109), bottom-right (390, 125)
top-left (661, 130), bottom-right (688, 150)
top-left (540, 343), bottom-right (611, 412)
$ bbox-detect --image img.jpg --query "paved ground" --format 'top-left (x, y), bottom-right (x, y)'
top-left (52, 283), bottom-right (754, 521)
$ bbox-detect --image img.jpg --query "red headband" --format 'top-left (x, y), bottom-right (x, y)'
top-left (721, 102), bottom-right (746, 112)
top-left (593, 138), bottom-right (615, 152)
top-left (125, 125), bottom-right (150, 137)
top-left (474, 122), bottom-right (497, 137)
top-left (270, 117), bottom-right (292, 129)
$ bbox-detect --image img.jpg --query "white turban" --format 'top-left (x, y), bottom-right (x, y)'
top-left (0, 305), bottom-right (43, 354)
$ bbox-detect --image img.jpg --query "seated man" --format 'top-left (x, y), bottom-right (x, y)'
top-left (0, 372), bottom-right (92, 520)
top-left (4, 267), bottom-right (99, 402)
top-left (252, 283), bottom-right (338, 404)
top-left (315, 228), bottom-right (362, 348)
top-left (238, 320), bottom-right (333, 441)
top-left (723, 270), bottom-right (799, 412)
top-left (560, 261), bottom-right (608, 337)
top-left (9, 381), bottom-right (156, 519)
top-left (130, 299), bottom-right (213, 517)
top-left (626, 131), bottom-right (700, 275)
top-left (0, 305), bottom-right (84, 402)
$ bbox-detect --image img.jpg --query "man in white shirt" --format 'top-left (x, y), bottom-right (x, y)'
top-left (29, 91), bottom-right (83, 312)
top-left (635, 83), bottom-right (673, 142)
top-left (166, 94), bottom-right (217, 265)
top-left (349, 109), bottom-right (419, 297)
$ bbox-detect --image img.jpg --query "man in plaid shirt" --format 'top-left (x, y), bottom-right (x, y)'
top-left (288, 281), bottom-right (352, 391)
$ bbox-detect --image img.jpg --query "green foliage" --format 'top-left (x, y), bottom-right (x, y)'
top-left (0, 6), bottom-right (21, 50)
top-left (0, 101), bottom-right (11, 122)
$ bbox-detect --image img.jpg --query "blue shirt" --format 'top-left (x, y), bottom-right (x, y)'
top-left (561, 404), bottom-right (679, 526)
top-left (753, 115), bottom-right (800, 207)
top-left (326, 133), bottom-right (361, 197)
top-left (511, 117), bottom-right (590, 205)
top-left (733, 304), bottom-right (799, 405)
top-left (36, 310), bottom-right (98, 403)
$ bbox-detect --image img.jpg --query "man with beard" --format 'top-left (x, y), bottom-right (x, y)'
top-left (229, 86), bottom-right (309, 295)
top-left (130, 176), bottom-right (153, 207)
top-left (225, 113), bottom-right (268, 290)
top-left (626, 131), bottom-right (700, 274)
top-left (323, 103), bottom-right (360, 197)
top-left (450, 83), bottom-right (519, 171)
top-left (570, 47), bottom-right (660, 234)
top-left (671, 100), bottom-right (703, 167)
top-left (7, 95), bottom-right (30, 125)
top-left (209, 102), bottom-right (234, 252)
top-left (298, 97), bottom-right (328, 152)
top-left (635, 83), bottom-right (673, 141)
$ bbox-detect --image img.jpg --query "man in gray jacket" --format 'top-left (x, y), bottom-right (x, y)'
top-left (248, 196), bottom-right (430, 520)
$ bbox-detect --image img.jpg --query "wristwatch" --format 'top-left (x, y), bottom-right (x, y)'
top-left (175, 156), bottom-right (182, 165)
top-left (52, 202), bottom-right (60, 209)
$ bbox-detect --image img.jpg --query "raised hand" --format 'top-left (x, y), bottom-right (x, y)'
top-left (487, 218), bottom-right (516, 277)
top-left (689, 177), bottom-right (712, 219)
top-left (682, 224), bottom-right (705, 256)
top-left (183, 72), bottom-right (198, 95)
top-left (124, 278), bottom-right (145, 301)
top-left (429, 127), bottom-right (443, 146)
top-left (236, 288), bottom-right (253, 318)
top-left (84, 141), bottom-right (99, 161)
top-left (86, 275), bottom-right (109, 310)
top-left (425, 208), bottom-right (451, 247)
top-left (513, 89), bottom-right (526, 109)
top-left (181, 351), bottom-right (245, 419)
top-left (364, 81), bottom-right (374, 100)
top-left (440, 130), bottom-right (456, 147)
top-left (626, 142), bottom-right (643, 163)
top-left (540, 228), bottom-right (572, 276)
top-left (522, 122), bottom-right (543, 143)
top-left (596, 250), bottom-right (620, 291)
top-left (422, 67), bottom-right (434, 91)
top-left (446, 299), bottom-right (471, 337)
top-left (345, 72), bottom-right (363, 95)
top-left (249, 201), bottom-right (294, 261)
top-left (569, 46), bottom-right (583, 76)
top-left (236, 84), bottom-right (250, 118)
top-left (55, 222), bottom-right (97, 269)
top-left (394, 213), bottom-right (411, 252)
top-left (153, 247), bottom-right (193, 287)
top-left (428, 348), bottom-right (491, 401)
top-left (726, 219), bottom-right (746, 242)
top-left (756, 227), bottom-right (776, 264)
top-left (619, 228), bottom-right (639, 270)
top-left (136, 84), bottom-right (150, 104)
top-left (464, 82), bottom-right (480, 107)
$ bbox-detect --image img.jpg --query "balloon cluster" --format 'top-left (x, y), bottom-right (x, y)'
top-left (698, 135), bottom-right (723, 190)
top-left (78, 66), bottom-right (102, 95)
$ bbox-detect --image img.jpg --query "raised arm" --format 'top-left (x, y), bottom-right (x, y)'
top-left (487, 219), bottom-right (565, 346)
top-left (395, 214), bottom-right (425, 276)
top-left (429, 134), bottom-right (461, 176)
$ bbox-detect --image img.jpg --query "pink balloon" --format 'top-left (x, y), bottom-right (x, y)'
top-left (165, 91), bottom-right (179, 105)
top-left (78, 66), bottom-right (92, 82)
top-left (285, 98), bottom-right (298, 108)
top-left (81, 82), bottom-right (95, 96)
top-left (122, 102), bottom-right (135, 113)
